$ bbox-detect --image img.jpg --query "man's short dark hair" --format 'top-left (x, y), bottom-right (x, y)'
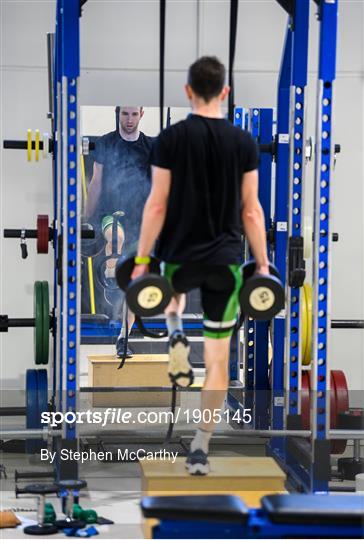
top-left (187, 56), bottom-right (226, 102)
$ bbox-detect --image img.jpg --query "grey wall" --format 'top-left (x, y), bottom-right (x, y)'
top-left (1, 0), bottom-right (363, 389)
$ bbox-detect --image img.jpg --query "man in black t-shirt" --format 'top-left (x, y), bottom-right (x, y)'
top-left (86, 106), bottom-right (153, 357)
top-left (132, 57), bottom-right (270, 475)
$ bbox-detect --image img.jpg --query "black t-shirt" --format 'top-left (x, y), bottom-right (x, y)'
top-left (94, 130), bottom-right (153, 251)
top-left (151, 115), bottom-right (259, 264)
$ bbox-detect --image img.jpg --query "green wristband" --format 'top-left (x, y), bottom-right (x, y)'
top-left (134, 256), bottom-right (151, 265)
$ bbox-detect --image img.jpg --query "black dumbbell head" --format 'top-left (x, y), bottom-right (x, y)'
top-left (115, 256), bottom-right (162, 292)
top-left (240, 274), bottom-right (285, 321)
top-left (126, 274), bottom-right (172, 317)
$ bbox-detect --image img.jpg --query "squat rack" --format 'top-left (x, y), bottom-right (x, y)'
top-left (4, 0), bottom-right (361, 494)
top-left (36, 0), bottom-right (341, 489)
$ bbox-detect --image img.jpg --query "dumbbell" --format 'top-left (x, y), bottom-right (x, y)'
top-left (56, 479), bottom-right (87, 529)
top-left (22, 483), bottom-right (59, 535)
top-left (115, 256), bottom-right (172, 317)
top-left (240, 261), bottom-right (285, 320)
top-left (73, 504), bottom-right (98, 524)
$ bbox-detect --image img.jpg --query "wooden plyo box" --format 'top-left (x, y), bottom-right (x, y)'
top-left (141, 456), bottom-right (286, 536)
top-left (141, 456), bottom-right (286, 506)
top-left (88, 354), bottom-right (176, 407)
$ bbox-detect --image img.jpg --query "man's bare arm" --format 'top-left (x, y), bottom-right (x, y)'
top-left (136, 166), bottom-right (171, 258)
top-left (241, 169), bottom-right (269, 272)
top-left (85, 161), bottom-right (103, 219)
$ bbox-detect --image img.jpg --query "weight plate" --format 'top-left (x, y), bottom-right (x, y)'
top-left (240, 274), bottom-right (285, 320)
top-left (36, 369), bottom-right (48, 424)
top-left (37, 369), bottom-right (48, 451)
top-left (308, 369), bottom-right (336, 430)
top-left (301, 370), bottom-right (310, 430)
top-left (330, 371), bottom-right (336, 429)
top-left (41, 281), bottom-right (50, 364)
top-left (332, 370), bottom-right (349, 426)
top-left (37, 215), bottom-right (49, 254)
top-left (126, 273), bottom-right (172, 317)
top-left (25, 369), bottom-right (39, 454)
top-left (331, 370), bottom-right (349, 454)
top-left (303, 284), bottom-right (312, 365)
top-left (34, 281), bottom-right (44, 365)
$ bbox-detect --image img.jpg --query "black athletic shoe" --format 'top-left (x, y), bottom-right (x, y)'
top-left (116, 336), bottom-right (133, 358)
top-left (168, 330), bottom-right (194, 387)
top-left (185, 449), bottom-right (210, 475)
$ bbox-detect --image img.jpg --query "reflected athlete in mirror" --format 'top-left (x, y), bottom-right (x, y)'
top-left (132, 57), bottom-right (269, 475)
top-left (86, 106), bottom-right (153, 358)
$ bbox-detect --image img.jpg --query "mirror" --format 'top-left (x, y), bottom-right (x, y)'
top-left (80, 106), bottom-right (195, 328)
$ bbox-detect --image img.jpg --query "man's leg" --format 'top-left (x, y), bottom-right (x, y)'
top-left (186, 264), bottom-right (241, 475)
top-left (164, 293), bottom-right (194, 387)
top-left (116, 304), bottom-right (135, 358)
top-left (100, 216), bottom-right (133, 357)
top-left (163, 263), bottom-right (195, 387)
top-left (191, 336), bottom-right (230, 443)
top-left (103, 219), bottom-right (124, 278)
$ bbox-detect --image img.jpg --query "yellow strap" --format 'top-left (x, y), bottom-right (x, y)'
top-left (87, 257), bottom-right (96, 315)
top-left (80, 153), bottom-right (96, 314)
top-left (35, 130), bottom-right (40, 162)
top-left (27, 129), bottom-right (32, 161)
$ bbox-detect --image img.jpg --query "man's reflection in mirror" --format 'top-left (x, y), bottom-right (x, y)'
top-left (85, 106), bottom-right (153, 357)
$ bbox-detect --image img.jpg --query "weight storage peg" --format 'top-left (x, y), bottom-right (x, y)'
top-left (0, 281), bottom-right (51, 365)
top-left (240, 261), bottom-right (285, 320)
top-left (115, 256), bottom-right (173, 317)
top-left (4, 216), bottom-right (95, 259)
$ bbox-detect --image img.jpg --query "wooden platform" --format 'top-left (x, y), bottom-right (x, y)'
top-left (88, 354), bottom-right (176, 407)
top-left (141, 456), bottom-right (286, 537)
top-left (141, 456), bottom-right (286, 505)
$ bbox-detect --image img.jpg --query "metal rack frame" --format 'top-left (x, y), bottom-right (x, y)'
top-left (45, 0), bottom-right (341, 490)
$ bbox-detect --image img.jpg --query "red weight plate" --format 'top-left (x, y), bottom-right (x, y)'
top-left (332, 370), bottom-right (349, 425)
top-left (331, 370), bottom-right (349, 454)
top-left (330, 371), bottom-right (336, 429)
top-left (37, 215), bottom-right (49, 254)
top-left (301, 370), bottom-right (310, 430)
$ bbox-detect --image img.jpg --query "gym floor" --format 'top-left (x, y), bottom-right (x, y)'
top-left (0, 343), bottom-right (361, 539)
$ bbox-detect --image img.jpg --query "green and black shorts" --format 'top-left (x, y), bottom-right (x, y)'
top-left (163, 263), bottom-right (242, 339)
